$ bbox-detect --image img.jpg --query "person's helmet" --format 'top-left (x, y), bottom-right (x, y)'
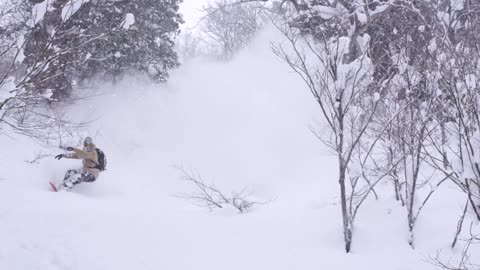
top-left (84, 137), bottom-right (93, 147)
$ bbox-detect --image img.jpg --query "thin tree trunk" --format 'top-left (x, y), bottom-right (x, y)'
top-left (393, 169), bottom-right (404, 206)
top-left (339, 160), bottom-right (351, 253)
top-left (337, 101), bottom-right (351, 253)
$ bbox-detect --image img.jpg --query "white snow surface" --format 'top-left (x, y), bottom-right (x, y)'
top-left (0, 26), bottom-right (477, 270)
top-left (179, 0), bottom-right (210, 30)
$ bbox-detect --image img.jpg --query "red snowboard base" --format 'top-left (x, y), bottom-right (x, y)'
top-left (49, 182), bottom-right (58, 192)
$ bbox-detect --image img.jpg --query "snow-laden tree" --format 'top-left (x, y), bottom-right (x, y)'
top-left (271, 11), bottom-right (386, 253)
top-left (22, 0), bottom-right (183, 99)
top-left (228, 0), bottom-right (480, 252)
top-left (0, 0), bottom-right (81, 143)
top-left (422, 0), bottom-right (480, 222)
top-left (70, 0), bottom-right (183, 85)
top-left (264, 0), bottom-right (405, 253)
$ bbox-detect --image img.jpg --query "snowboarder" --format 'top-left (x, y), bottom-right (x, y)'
top-left (53, 137), bottom-right (103, 191)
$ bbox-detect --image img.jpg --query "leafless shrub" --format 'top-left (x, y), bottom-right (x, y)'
top-left (25, 151), bottom-right (53, 164)
top-left (175, 166), bottom-right (269, 214)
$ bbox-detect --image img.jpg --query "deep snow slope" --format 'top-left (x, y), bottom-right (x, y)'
top-left (0, 26), bottom-right (476, 270)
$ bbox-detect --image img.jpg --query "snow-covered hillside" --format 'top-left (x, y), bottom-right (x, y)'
top-left (0, 26), bottom-right (476, 270)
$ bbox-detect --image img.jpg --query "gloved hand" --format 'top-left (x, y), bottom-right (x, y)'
top-left (55, 154), bottom-right (63, 160)
top-left (66, 147), bottom-right (74, 151)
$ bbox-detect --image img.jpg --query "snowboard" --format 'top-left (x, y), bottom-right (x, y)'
top-left (49, 181), bottom-right (58, 192)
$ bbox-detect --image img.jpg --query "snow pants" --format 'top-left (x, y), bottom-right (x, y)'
top-left (60, 169), bottom-right (96, 191)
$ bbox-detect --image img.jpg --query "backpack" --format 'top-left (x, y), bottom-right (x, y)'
top-left (95, 148), bottom-right (107, 171)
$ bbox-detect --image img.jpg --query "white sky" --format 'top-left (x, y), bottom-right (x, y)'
top-left (179, 0), bottom-right (212, 30)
